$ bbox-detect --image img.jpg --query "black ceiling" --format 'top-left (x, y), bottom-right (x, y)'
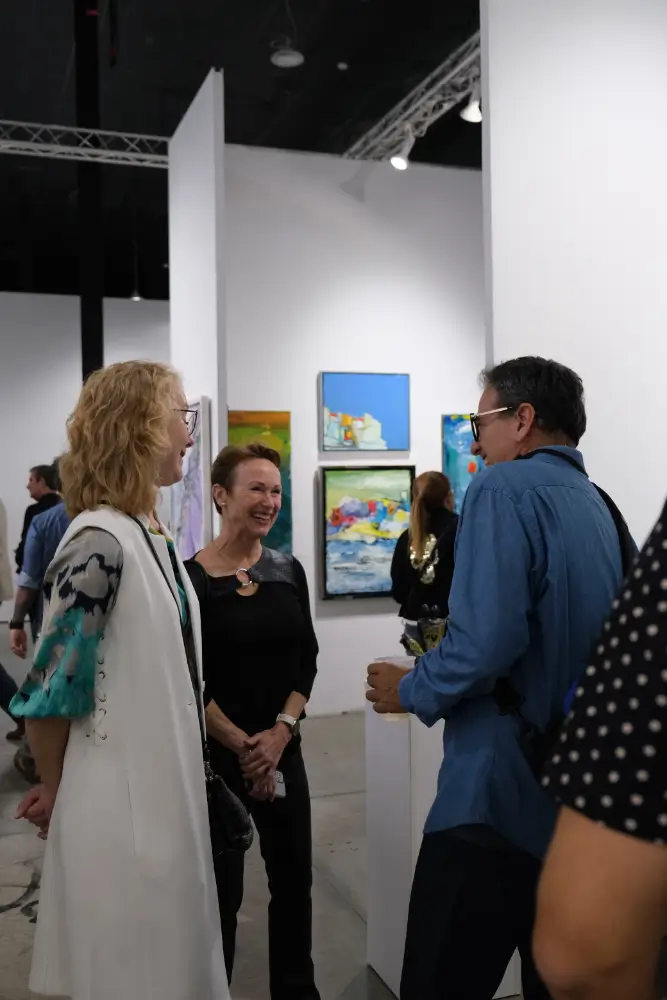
top-left (0, 0), bottom-right (481, 301)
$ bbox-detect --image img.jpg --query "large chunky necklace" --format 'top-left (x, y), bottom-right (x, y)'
top-left (409, 534), bottom-right (440, 584)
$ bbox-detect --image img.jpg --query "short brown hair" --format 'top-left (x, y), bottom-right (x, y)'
top-left (60, 360), bottom-right (182, 517)
top-left (211, 442), bottom-right (281, 514)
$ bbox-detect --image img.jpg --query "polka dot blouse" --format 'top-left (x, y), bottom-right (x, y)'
top-left (543, 503), bottom-right (667, 845)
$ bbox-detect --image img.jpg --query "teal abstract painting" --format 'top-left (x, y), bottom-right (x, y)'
top-left (442, 414), bottom-right (483, 513)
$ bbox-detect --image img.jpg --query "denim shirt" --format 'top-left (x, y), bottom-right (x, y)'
top-left (18, 502), bottom-right (71, 590)
top-left (398, 447), bottom-right (624, 858)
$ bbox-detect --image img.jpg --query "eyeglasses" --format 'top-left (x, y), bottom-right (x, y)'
top-left (470, 406), bottom-right (512, 442)
top-left (175, 408), bottom-right (199, 436)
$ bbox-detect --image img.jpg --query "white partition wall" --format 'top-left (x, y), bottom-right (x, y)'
top-left (169, 69), bottom-right (227, 453)
top-left (225, 148), bottom-right (485, 715)
top-left (482, 0), bottom-right (667, 544)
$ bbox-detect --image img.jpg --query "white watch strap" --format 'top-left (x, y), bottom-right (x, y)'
top-left (277, 713), bottom-right (298, 729)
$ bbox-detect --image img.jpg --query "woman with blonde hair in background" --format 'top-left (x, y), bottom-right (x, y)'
top-left (11, 361), bottom-right (229, 1000)
top-left (391, 471), bottom-right (459, 627)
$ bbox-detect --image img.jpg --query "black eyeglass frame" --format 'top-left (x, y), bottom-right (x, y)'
top-left (175, 408), bottom-right (199, 436)
top-left (469, 406), bottom-right (514, 442)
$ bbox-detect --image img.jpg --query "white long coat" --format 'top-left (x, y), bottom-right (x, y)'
top-left (29, 507), bottom-right (229, 1000)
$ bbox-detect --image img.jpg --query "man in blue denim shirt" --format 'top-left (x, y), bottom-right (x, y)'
top-left (367, 357), bottom-right (625, 1000)
top-left (9, 500), bottom-right (70, 658)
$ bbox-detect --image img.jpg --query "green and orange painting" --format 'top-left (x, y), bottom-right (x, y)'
top-left (227, 410), bottom-right (292, 554)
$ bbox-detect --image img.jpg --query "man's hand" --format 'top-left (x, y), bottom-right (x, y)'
top-left (10, 627), bottom-right (28, 659)
top-left (366, 661), bottom-right (411, 714)
top-left (240, 726), bottom-right (291, 781)
top-left (16, 784), bottom-right (56, 840)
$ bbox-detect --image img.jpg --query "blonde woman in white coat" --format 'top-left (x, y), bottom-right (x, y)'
top-left (11, 361), bottom-right (229, 1000)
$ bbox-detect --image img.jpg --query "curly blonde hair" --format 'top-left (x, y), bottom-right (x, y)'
top-left (60, 360), bottom-right (183, 517)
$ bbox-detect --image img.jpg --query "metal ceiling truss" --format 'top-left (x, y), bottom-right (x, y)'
top-left (0, 119), bottom-right (168, 168)
top-left (345, 31), bottom-right (480, 161)
top-left (0, 33), bottom-right (480, 170)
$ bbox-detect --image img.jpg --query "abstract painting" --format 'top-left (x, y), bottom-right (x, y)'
top-left (320, 372), bottom-right (410, 451)
top-left (227, 410), bottom-right (292, 554)
top-left (170, 397), bottom-right (213, 560)
top-left (442, 414), bottom-right (484, 513)
top-left (321, 465), bottom-right (414, 598)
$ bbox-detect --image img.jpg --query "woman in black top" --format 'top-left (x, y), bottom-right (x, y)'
top-left (391, 471), bottom-right (458, 622)
top-left (186, 442), bottom-right (320, 1000)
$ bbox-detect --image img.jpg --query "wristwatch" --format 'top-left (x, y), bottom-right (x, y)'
top-left (276, 713), bottom-right (300, 739)
top-left (9, 620), bottom-right (24, 631)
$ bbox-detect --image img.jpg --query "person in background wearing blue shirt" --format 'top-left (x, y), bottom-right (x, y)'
top-left (8, 461), bottom-right (69, 783)
top-left (366, 357), bottom-right (625, 1000)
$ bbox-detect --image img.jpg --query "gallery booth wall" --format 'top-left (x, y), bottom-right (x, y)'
top-left (482, 0), bottom-right (667, 546)
top-left (223, 145), bottom-right (485, 715)
top-left (0, 146), bottom-right (485, 714)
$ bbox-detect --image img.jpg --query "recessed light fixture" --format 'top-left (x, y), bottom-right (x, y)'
top-left (337, 61), bottom-right (349, 71)
top-left (271, 45), bottom-right (305, 68)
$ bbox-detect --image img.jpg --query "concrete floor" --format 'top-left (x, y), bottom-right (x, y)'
top-left (0, 633), bottom-right (393, 1000)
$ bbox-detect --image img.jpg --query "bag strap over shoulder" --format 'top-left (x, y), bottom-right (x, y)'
top-left (518, 448), bottom-right (635, 576)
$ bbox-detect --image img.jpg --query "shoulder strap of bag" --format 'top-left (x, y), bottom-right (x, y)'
top-left (129, 516), bottom-right (207, 747)
top-left (518, 448), bottom-right (635, 576)
top-left (494, 449), bottom-right (635, 721)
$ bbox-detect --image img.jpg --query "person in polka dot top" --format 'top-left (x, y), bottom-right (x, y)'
top-left (535, 504), bottom-right (667, 1000)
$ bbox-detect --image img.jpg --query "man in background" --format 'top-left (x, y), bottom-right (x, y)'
top-left (15, 463), bottom-right (62, 642)
top-left (0, 492), bottom-right (23, 741)
top-left (367, 357), bottom-right (626, 1000)
top-left (9, 461), bottom-right (69, 781)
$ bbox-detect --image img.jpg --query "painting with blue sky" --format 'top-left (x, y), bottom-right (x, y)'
top-left (442, 413), bottom-right (484, 513)
top-left (321, 372), bottom-right (410, 451)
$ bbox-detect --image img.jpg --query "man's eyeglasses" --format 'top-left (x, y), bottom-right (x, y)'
top-left (175, 408), bottom-right (199, 436)
top-left (470, 406), bottom-right (512, 442)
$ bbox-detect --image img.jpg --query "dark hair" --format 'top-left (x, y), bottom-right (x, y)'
top-left (211, 442), bottom-right (281, 514)
top-left (30, 463), bottom-right (60, 492)
top-left (410, 471), bottom-right (452, 558)
top-left (481, 356), bottom-right (586, 445)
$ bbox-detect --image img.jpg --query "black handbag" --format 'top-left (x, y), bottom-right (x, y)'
top-left (131, 517), bottom-right (254, 857)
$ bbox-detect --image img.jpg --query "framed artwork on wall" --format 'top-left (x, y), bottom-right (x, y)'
top-left (320, 371), bottom-right (410, 451)
top-left (442, 413), bottom-right (483, 513)
top-left (169, 396), bottom-right (213, 560)
top-left (321, 465), bottom-right (415, 599)
top-left (227, 409), bottom-right (292, 554)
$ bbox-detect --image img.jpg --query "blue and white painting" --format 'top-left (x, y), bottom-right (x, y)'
top-left (322, 465), bottom-right (414, 598)
top-left (442, 413), bottom-right (484, 513)
top-left (320, 372), bottom-right (410, 451)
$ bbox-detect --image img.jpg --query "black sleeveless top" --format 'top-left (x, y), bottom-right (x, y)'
top-left (184, 548), bottom-right (318, 761)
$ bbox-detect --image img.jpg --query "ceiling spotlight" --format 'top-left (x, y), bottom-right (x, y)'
top-left (337, 61), bottom-right (349, 71)
top-left (130, 290), bottom-right (142, 302)
top-left (460, 82), bottom-right (482, 123)
top-left (271, 42), bottom-right (305, 68)
top-left (390, 125), bottom-right (415, 171)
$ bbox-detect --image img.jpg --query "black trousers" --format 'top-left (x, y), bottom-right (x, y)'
top-left (0, 663), bottom-right (18, 719)
top-left (213, 747), bottom-right (320, 1000)
top-left (401, 829), bottom-right (550, 1000)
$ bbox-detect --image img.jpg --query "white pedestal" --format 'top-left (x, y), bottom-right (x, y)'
top-left (365, 703), bottom-right (521, 997)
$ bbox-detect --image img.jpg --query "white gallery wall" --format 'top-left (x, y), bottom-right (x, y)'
top-left (225, 146), bottom-right (485, 715)
top-left (0, 292), bottom-right (169, 615)
top-left (169, 70), bottom-right (227, 453)
top-left (482, 0), bottom-right (667, 545)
